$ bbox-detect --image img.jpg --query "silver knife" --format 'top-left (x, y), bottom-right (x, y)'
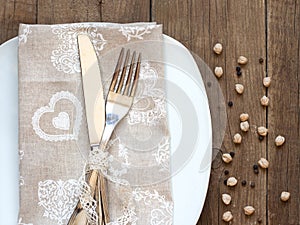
top-left (78, 35), bottom-right (105, 147)
top-left (67, 35), bottom-right (106, 225)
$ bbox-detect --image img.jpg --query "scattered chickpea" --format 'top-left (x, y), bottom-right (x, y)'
top-left (222, 193), bottom-right (232, 205)
top-left (222, 211), bottom-right (233, 222)
top-left (227, 177), bottom-right (238, 187)
top-left (275, 135), bottom-right (285, 146)
top-left (213, 43), bottom-right (223, 54)
top-left (257, 126), bottom-right (268, 136)
top-left (233, 133), bottom-right (242, 144)
top-left (240, 121), bottom-right (250, 132)
top-left (214, 67), bottom-right (223, 78)
top-left (240, 113), bottom-right (249, 122)
top-left (237, 56), bottom-right (248, 65)
top-left (258, 158), bottom-right (269, 169)
top-left (280, 191), bottom-right (290, 202)
top-left (222, 153), bottom-right (233, 164)
top-left (263, 77), bottom-right (271, 87)
top-left (260, 95), bottom-right (270, 106)
top-left (244, 206), bottom-right (255, 216)
top-left (235, 84), bottom-right (245, 94)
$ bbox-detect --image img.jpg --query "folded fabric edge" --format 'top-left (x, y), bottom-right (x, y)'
top-left (19, 21), bottom-right (160, 28)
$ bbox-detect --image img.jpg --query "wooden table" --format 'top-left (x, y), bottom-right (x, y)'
top-left (1, 1), bottom-right (299, 224)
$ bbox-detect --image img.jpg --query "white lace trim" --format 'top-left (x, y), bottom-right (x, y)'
top-left (32, 91), bottom-right (83, 142)
top-left (78, 174), bottom-right (98, 224)
top-left (74, 145), bottom-right (133, 225)
top-left (119, 25), bottom-right (156, 41)
top-left (38, 179), bottom-right (80, 225)
top-left (107, 207), bottom-right (138, 225)
top-left (88, 148), bottom-right (129, 186)
top-left (77, 167), bottom-right (133, 225)
top-left (51, 24), bottom-right (107, 74)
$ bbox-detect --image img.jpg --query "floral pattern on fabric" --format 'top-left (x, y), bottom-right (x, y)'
top-left (51, 24), bottom-right (107, 74)
top-left (119, 25), bottom-right (156, 41)
top-left (38, 179), bottom-right (80, 225)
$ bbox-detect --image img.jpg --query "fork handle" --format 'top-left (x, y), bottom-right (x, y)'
top-left (67, 170), bottom-right (104, 225)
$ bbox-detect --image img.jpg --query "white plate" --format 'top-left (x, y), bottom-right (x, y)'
top-left (0, 35), bottom-right (212, 225)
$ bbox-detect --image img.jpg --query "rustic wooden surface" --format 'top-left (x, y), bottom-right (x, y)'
top-left (1, 0), bottom-right (299, 224)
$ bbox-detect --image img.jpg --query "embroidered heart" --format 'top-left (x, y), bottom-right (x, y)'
top-left (38, 179), bottom-right (80, 225)
top-left (52, 112), bottom-right (70, 130)
top-left (32, 91), bottom-right (83, 142)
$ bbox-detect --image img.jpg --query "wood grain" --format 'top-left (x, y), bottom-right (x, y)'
top-left (267, 1), bottom-right (300, 224)
top-left (0, 0), bottom-right (37, 43)
top-left (152, 0), bottom-right (190, 47)
top-left (153, 1), bottom-right (267, 224)
top-left (37, 0), bottom-right (101, 24)
top-left (0, 1), bottom-right (299, 224)
top-left (101, 0), bottom-right (150, 22)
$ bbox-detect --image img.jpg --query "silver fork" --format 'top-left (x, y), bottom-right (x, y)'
top-left (93, 48), bottom-right (141, 224)
top-left (98, 48), bottom-right (141, 150)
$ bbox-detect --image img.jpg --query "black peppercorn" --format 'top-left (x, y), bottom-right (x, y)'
top-left (259, 135), bottom-right (264, 141)
top-left (224, 179), bottom-right (228, 185)
top-left (224, 170), bottom-right (229, 175)
top-left (254, 169), bottom-right (259, 174)
top-left (241, 180), bottom-right (247, 186)
top-left (236, 66), bottom-right (241, 71)
top-left (259, 58), bottom-right (264, 64)
top-left (253, 164), bottom-right (259, 170)
top-left (236, 71), bottom-right (242, 76)
top-left (250, 182), bottom-right (255, 188)
top-left (229, 152), bottom-right (235, 158)
top-left (228, 101), bottom-right (233, 107)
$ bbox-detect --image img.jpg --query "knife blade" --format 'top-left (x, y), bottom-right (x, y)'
top-left (78, 34), bottom-right (105, 147)
top-left (67, 34), bottom-right (106, 225)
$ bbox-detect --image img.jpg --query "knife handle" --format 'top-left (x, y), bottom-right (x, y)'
top-left (67, 170), bottom-right (104, 225)
top-left (67, 207), bottom-right (89, 225)
top-left (98, 173), bottom-right (110, 223)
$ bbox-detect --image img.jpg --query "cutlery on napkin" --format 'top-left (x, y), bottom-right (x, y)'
top-left (18, 22), bottom-right (173, 225)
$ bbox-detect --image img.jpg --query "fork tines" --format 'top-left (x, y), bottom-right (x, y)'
top-left (109, 48), bottom-right (141, 97)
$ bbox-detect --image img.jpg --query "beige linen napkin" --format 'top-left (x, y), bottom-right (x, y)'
top-left (18, 22), bottom-right (173, 225)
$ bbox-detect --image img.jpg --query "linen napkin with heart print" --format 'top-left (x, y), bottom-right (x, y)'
top-left (18, 22), bottom-right (173, 225)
